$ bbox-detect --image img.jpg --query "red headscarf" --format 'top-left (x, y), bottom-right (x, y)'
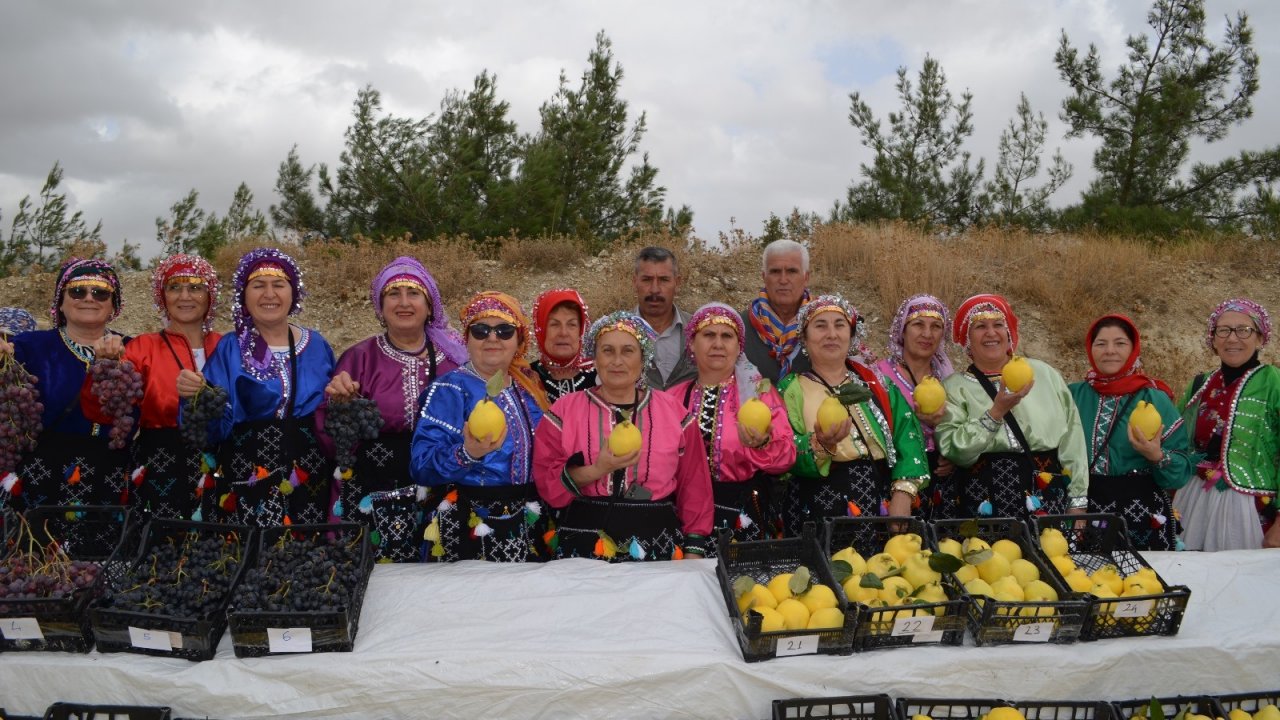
top-left (1084, 314), bottom-right (1174, 400)
top-left (531, 288), bottom-right (593, 372)
top-left (953, 294), bottom-right (1019, 353)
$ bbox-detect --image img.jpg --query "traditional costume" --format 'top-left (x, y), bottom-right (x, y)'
top-left (318, 257), bottom-right (464, 560)
top-left (413, 292), bottom-right (548, 562)
top-left (533, 311), bottom-right (713, 560)
top-left (3, 260), bottom-right (130, 514)
top-left (529, 288), bottom-right (596, 403)
top-left (937, 294), bottom-right (1088, 519)
top-left (873, 294), bottom-right (956, 519)
top-left (1069, 315), bottom-right (1194, 550)
top-left (666, 303), bottom-right (795, 551)
top-left (778, 295), bottom-right (930, 535)
top-left (197, 249), bottom-right (335, 526)
top-left (1175, 299), bottom-right (1279, 550)
top-left (742, 288), bottom-right (811, 382)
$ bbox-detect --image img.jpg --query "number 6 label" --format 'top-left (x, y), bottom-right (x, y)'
top-left (268, 627), bottom-right (313, 653)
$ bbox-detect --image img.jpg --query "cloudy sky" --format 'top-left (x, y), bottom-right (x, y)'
top-left (1, 0), bottom-right (1276, 257)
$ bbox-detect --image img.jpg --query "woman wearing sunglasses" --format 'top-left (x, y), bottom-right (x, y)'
top-left (318, 257), bottom-right (464, 560)
top-left (1175, 298), bottom-right (1280, 550)
top-left (412, 291), bottom-right (551, 562)
top-left (533, 311), bottom-right (713, 561)
top-left (177, 248), bottom-right (336, 526)
top-left (82, 254), bottom-right (223, 520)
top-left (0, 258), bottom-right (132, 513)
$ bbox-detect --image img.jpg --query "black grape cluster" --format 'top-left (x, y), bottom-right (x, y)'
top-left (0, 353), bottom-right (43, 474)
top-left (180, 384), bottom-right (229, 450)
top-left (323, 397), bottom-right (383, 468)
top-left (0, 554), bottom-right (98, 604)
top-left (90, 358), bottom-right (144, 450)
top-left (232, 531), bottom-right (364, 614)
top-left (102, 531), bottom-right (243, 618)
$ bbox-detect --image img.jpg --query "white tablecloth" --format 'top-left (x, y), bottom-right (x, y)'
top-left (1, 551), bottom-right (1277, 719)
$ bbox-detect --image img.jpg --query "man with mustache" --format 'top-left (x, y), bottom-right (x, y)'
top-left (632, 246), bottom-right (696, 390)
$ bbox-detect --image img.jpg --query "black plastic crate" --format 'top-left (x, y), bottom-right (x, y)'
top-left (1112, 697), bottom-right (1219, 720)
top-left (715, 524), bottom-right (857, 661)
top-left (773, 693), bottom-right (896, 720)
top-left (90, 519), bottom-right (254, 661)
top-left (822, 517), bottom-right (968, 651)
top-left (927, 517), bottom-right (1088, 646)
top-left (897, 700), bottom-right (1114, 720)
top-left (0, 506), bottom-right (135, 653)
top-left (42, 704), bottom-right (172, 720)
top-left (227, 522), bottom-right (373, 657)
top-left (1212, 691), bottom-right (1280, 717)
top-left (1032, 513), bottom-right (1191, 641)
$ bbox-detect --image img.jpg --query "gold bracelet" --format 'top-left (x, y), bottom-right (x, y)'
top-left (891, 480), bottom-right (920, 498)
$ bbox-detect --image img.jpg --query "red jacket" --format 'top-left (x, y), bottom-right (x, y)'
top-left (82, 329), bottom-right (222, 429)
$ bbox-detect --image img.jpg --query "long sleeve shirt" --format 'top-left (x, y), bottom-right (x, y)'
top-left (1069, 382), bottom-right (1196, 490)
top-left (664, 377), bottom-right (796, 483)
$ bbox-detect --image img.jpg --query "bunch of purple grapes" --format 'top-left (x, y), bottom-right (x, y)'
top-left (90, 358), bottom-right (144, 450)
top-left (180, 383), bottom-right (229, 450)
top-left (0, 354), bottom-right (44, 474)
top-left (323, 397), bottom-right (383, 468)
top-left (0, 554), bottom-right (99, 601)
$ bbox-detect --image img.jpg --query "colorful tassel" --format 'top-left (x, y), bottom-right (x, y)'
top-left (1026, 494), bottom-right (1043, 512)
top-left (672, 546), bottom-right (685, 560)
top-left (370, 529), bottom-right (382, 546)
top-left (524, 502), bottom-right (542, 526)
top-left (878, 500), bottom-right (889, 516)
top-left (200, 453), bottom-right (216, 473)
top-left (467, 511), bottom-right (482, 529)
top-left (543, 529), bottom-right (559, 553)
top-left (282, 515), bottom-right (293, 526)
top-left (357, 495), bottom-right (374, 514)
top-left (119, 488), bottom-right (130, 505)
top-left (438, 489), bottom-right (458, 512)
top-left (278, 479), bottom-right (294, 496)
top-left (1, 472), bottom-right (18, 493)
top-left (847, 500), bottom-right (862, 517)
top-left (130, 466), bottom-right (147, 487)
top-left (424, 519), bottom-right (441, 543)
top-left (430, 542), bottom-right (446, 558)
top-left (594, 530), bottom-right (618, 559)
top-left (290, 464), bottom-right (309, 486)
top-left (629, 538), bottom-right (646, 561)
top-left (1149, 513), bottom-right (1167, 528)
top-left (332, 499), bottom-right (344, 517)
top-left (473, 521), bottom-right (493, 538)
top-left (738, 512), bottom-right (753, 530)
top-left (473, 506), bottom-right (491, 520)
top-left (416, 485), bottom-right (428, 502)
top-left (191, 507), bottom-right (203, 522)
top-left (219, 492), bottom-right (237, 512)
top-left (66, 466), bottom-right (82, 485)
top-left (1036, 471), bottom-right (1053, 489)
top-left (977, 499), bottom-right (994, 516)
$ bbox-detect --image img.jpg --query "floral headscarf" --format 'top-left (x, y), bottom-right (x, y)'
top-left (372, 256), bottom-right (466, 365)
top-left (232, 248), bottom-right (305, 380)
top-left (796, 293), bottom-right (870, 361)
top-left (584, 310), bottom-right (658, 387)
top-left (887, 294), bottom-right (954, 377)
top-left (460, 291), bottom-right (549, 410)
top-left (52, 258), bottom-right (122, 326)
top-left (0, 307), bottom-right (37, 336)
top-left (1206, 298), bottom-right (1271, 349)
top-left (531, 288), bottom-right (592, 372)
top-left (152, 253), bottom-right (220, 332)
top-left (953, 293), bottom-right (1019, 355)
top-left (686, 301), bottom-right (764, 404)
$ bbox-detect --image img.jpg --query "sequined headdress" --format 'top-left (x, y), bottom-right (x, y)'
top-left (686, 301), bottom-right (765, 404)
top-left (584, 310), bottom-right (658, 385)
top-left (152, 253), bottom-right (220, 332)
top-left (953, 293), bottom-right (1019, 354)
top-left (796, 293), bottom-right (869, 361)
top-left (52, 258), bottom-right (122, 326)
top-left (232, 248), bottom-right (305, 379)
top-left (888, 294), bottom-right (954, 377)
top-left (372, 256), bottom-right (466, 365)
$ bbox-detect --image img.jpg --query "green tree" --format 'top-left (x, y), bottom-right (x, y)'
top-left (319, 86), bottom-right (433, 240)
top-left (836, 56), bottom-right (984, 228)
top-left (513, 31), bottom-right (669, 244)
top-left (224, 182), bottom-right (270, 243)
top-left (426, 71), bottom-right (521, 241)
top-left (3, 162), bottom-right (103, 274)
top-left (156, 189), bottom-right (219, 257)
top-left (112, 240), bottom-right (144, 271)
top-left (981, 93), bottom-right (1072, 227)
top-left (270, 145), bottom-right (327, 241)
top-left (1055, 0), bottom-right (1280, 233)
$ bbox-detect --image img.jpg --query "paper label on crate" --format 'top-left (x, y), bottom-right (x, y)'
top-left (911, 630), bottom-right (946, 643)
top-left (891, 615), bottom-right (935, 636)
top-left (1, 617), bottom-right (44, 641)
top-left (128, 626), bottom-right (175, 651)
top-left (1012, 622), bottom-right (1055, 642)
top-left (267, 627), bottom-right (313, 653)
top-left (1112, 599), bottom-right (1155, 618)
top-left (775, 634), bottom-right (819, 657)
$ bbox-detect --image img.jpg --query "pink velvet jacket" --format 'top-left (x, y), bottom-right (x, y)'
top-left (664, 378), bottom-right (796, 483)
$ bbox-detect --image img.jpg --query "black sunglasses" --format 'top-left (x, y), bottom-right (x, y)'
top-left (67, 286), bottom-right (114, 302)
top-left (468, 323), bottom-right (518, 341)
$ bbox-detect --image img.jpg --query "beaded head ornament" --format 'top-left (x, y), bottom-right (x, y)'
top-left (372, 256), bottom-right (466, 365)
top-left (232, 248), bottom-right (305, 379)
top-left (152, 253), bottom-right (220, 332)
top-left (888, 293), bottom-right (954, 377)
top-left (953, 293), bottom-right (1019, 355)
top-left (796, 293), bottom-right (868, 360)
top-left (1206, 297), bottom-right (1271, 349)
top-left (685, 301), bottom-right (765, 403)
top-left (52, 258), bottom-right (122, 327)
top-left (584, 310), bottom-right (658, 386)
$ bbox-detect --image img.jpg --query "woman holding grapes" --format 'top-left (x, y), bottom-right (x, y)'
top-left (0, 258), bottom-right (132, 513)
top-left (177, 248), bottom-right (335, 526)
top-left (318, 256), bottom-right (465, 560)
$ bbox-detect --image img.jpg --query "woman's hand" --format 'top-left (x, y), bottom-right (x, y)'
top-left (1264, 520), bottom-right (1280, 549)
top-left (988, 378), bottom-right (1034, 421)
top-left (1127, 421), bottom-right (1164, 464)
top-left (176, 369), bottom-right (206, 399)
top-left (814, 416), bottom-right (852, 450)
top-left (888, 491), bottom-right (913, 518)
top-left (592, 443), bottom-right (641, 476)
top-left (934, 457), bottom-right (956, 477)
top-left (325, 371), bottom-right (360, 403)
top-left (92, 335), bottom-right (125, 362)
top-left (915, 406), bottom-right (947, 428)
top-left (0, 338), bottom-right (13, 357)
top-left (738, 423), bottom-right (770, 449)
top-left (463, 421), bottom-right (507, 459)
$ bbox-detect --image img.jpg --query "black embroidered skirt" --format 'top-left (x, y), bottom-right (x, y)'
top-left (212, 414), bottom-right (331, 526)
top-left (3, 432), bottom-right (130, 518)
top-left (1089, 472), bottom-right (1178, 551)
top-left (777, 459), bottom-right (890, 537)
top-left (429, 483), bottom-right (546, 563)
top-left (706, 473), bottom-right (772, 556)
top-left (960, 450), bottom-right (1068, 520)
top-left (556, 496), bottom-right (685, 561)
top-left (337, 430), bottom-right (424, 562)
top-left (130, 427), bottom-right (203, 520)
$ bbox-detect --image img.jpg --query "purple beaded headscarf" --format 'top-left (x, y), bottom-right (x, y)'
top-left (371, 256), bottom-right (466, 365)
top-left (686, 301), bottom-right (764, 403)
top-left (232, 248), bottom-right (305, 380)
top-left (1206, 298), bottom-right (1271, 349)
top-left (51, 258), bottom-right (122, 327)
top-left (887, 294), bottom-right (954, 377)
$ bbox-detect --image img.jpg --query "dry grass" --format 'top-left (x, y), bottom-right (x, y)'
top-left (497, 234), bottom-right (588, 274)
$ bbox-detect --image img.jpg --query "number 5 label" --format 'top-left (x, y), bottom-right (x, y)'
top-left (268, 627), bottom-right (313, 653)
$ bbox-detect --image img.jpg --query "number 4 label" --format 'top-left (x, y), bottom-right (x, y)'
top-left (775, 634), bottom-right (819, 657)
top-left (268, 627), bottom-right (313, 653)
top-left (2, 617), bottom-right (44, 641)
